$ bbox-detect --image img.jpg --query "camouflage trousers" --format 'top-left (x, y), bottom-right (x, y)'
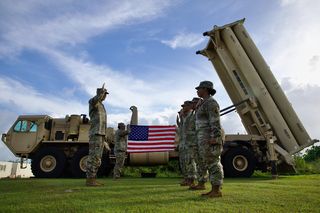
top-left (186, 144), bottom-right (208, 182)
top-left (86, 134), bottom-right (104, 178)
top-left (185, 145), bottom-right (198, 179)
top-left (179, 145), bottom-right (188, 178)
top-left (113, 151), bottom-right (126, 178)
top-left (197, 129), bottom-right (224, 186)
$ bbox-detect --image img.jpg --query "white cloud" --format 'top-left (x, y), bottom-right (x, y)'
top-left (259, 0), bottom-right (320, 86)
top-left (0, 76), bottom-right (87, 117)
top-left (0, 110), bottom-right (18, 161)
top-left (281, 79), bottom-right (320, 139)
top-left (0, 0), bottom-right (187, 129)
top-left (279, 0), bottom-right (298, 6)
top-left (0, 145), bottom-right (16, 161)
top-left (44, 49), bottom-right (225, 122)
top-left (161, 32), bottom-right (206, 49)
top-left (0, 0), bottom-right (173, 57)
top-left (0, 0), bottom-right (188, 124)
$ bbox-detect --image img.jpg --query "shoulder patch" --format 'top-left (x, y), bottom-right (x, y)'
top-left (214, 108), bottom-right (219, 115)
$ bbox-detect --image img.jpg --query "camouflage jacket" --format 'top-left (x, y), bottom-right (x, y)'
top-left (89, 93), bottom-right (107, 136)
top-left (182, 111), bottom-right (197, 146)
top-left (177, 114), bottom-right (186, 149)
top-left (114, 129), bottom-right (129, 152)
top-left (195, 96), bottom-right (222, 143)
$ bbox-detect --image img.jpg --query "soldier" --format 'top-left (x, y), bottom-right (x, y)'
top-left (181, 100), bottom-right (197, 186)
top-left (188, 97), bottom-right (209, 191)
top-left (194, 81), bottom-right (224, 198)
top-left (177, 108), bottom-right (188, 186)
top-left (113, 123), bottom-right (130, 180)
top-left (86, 84), bottom-right (108, 187)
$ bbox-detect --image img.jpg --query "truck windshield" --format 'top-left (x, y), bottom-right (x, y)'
top-left (14, 120), bottom-right (37, 132)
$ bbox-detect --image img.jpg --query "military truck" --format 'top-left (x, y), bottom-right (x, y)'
top-left (1, 106), bottom-right (176, 178)
top-left (196, 18), bottom-right (318, 177)
top-left (1, 19), bottom-right (318, 178)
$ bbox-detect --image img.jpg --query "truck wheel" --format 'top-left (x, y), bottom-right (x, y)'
top-left (31, 147), bottom-right (66, 178)
top-left (70, 147), bottom-right (109, 178)
top-left (70, 147), bottom-right (88, 178)
top-left (222, 147), bottom-right (255, 177)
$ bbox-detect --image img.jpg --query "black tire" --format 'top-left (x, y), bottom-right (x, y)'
top-left (31, 147), bottom-right (67, 178)
top-left (70, 147), bottom-right (89, 178)
top-left (222, 147), bottom-right (256, 177)
top-left (98, 152), bottom-right (111, 177)
top-left (70, 146), bottom-right (110, 178)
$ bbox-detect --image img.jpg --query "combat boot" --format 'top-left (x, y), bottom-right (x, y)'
top-left (188, 178), bottom-right (195, 187)
top-left (189, 181), bottom-right (206, 190)
top-left (201, 185), bottom-right (222, 198)
top-left (180, 178), bottom-right (189, 186)
top-left (86, 178), bottom-right (104, 187)
top-left (189, 178), bottom-right (196, 189)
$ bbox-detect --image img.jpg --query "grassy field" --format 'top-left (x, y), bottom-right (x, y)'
top-left (0, 175), bottom-right (319, 213)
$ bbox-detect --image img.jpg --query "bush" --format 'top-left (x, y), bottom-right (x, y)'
top-left (303, 145), bottom-right (320, 162)
top-left (123, 160), bottom-right (181, 177)
top-left (294, 155), bottom-right (320, 174)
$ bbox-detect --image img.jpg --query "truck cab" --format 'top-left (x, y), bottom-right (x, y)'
top-left (2, 115), bottom-right (50, 157)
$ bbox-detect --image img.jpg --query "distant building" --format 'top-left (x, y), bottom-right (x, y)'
top-left (0, 161), bottom-right (34, 178)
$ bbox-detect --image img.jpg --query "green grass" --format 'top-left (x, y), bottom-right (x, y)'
top-left (0, 175), bottom-right (319, 213)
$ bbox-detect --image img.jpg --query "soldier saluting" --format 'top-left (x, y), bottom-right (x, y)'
top-left (86, 84), bottom-right (109, 187)
top-left (195, 81), bottom-right (224, 198)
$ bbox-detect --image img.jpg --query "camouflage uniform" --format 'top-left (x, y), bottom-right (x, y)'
top-left (86, 90), bottom-right (107, 179)
top-left (113, 128), bottom-right (129, 178)
top-left (176, 109), bottom-right (188, 180)
top-left (182, 111), bottom-right (198, 180)
top-left (178, 123), bottom-right (188, 179)
top-left (195, 96), bottom-right (224, 186)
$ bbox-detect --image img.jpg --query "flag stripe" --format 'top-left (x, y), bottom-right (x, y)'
top-left (149, 129), bottom-right (176, 133)
top-left (128, 140), bottom-right (174, 143)
top-left (148, 133), bottom-right (176, 137)
top-left (129, 149), bottom-right (174, 153)
top-left (147, 137), bottom-right (175, 141)
top-left (128, 142), bottom-right (174, 145)
top-left (148, 125), bottom-right (175, 127)
top-left (128, 145), bottom-right (175, 149)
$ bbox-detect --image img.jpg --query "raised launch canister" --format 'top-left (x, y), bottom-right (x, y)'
top-left (232, 23), bottom-right (313, 149)
top-left (220, 26), bottom-right (299, 154)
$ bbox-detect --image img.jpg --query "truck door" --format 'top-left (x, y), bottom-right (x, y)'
top-left (9, 120), bottom-right (38, 153)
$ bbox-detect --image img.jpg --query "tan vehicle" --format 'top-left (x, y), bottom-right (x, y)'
top-left (1, 107), bottom-right (174, 178)
top-left (1, 19), bottom-right (318, 178)
top-left (196, 19), bottom-right (318, 177)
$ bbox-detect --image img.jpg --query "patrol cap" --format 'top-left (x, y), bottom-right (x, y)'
top-left (191, 97), bottom-right (201, 103)
top-left (195, 81), bottom-right (216, 95)
top-left (118, 122), bottom-right (125, 128)
top-left (181, 101), bottom-right (193, 107)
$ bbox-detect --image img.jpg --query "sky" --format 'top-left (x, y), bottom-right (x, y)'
top-left (0, 0), bottom-right (319, 160)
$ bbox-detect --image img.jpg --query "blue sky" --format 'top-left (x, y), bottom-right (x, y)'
top-left (1, 0), bottom-right (319, 160)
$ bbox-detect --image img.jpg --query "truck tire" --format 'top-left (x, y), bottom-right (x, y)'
top-left (31, 147), bottom-right (66, 178)
top-left (70, 147), bottom-right (109, 178)
top-left (222, 147), bottom-right (255, 177)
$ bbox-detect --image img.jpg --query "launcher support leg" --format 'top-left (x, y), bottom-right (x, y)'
top-left (265, 131), bottom-right (278, 179)
top-left (271, 160), bottom-right (278, 179)
top-left (20, 154), bottom-right (28, 169)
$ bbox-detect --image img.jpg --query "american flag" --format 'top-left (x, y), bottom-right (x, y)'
top-left (127, 125), bottom-right (176, 153)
